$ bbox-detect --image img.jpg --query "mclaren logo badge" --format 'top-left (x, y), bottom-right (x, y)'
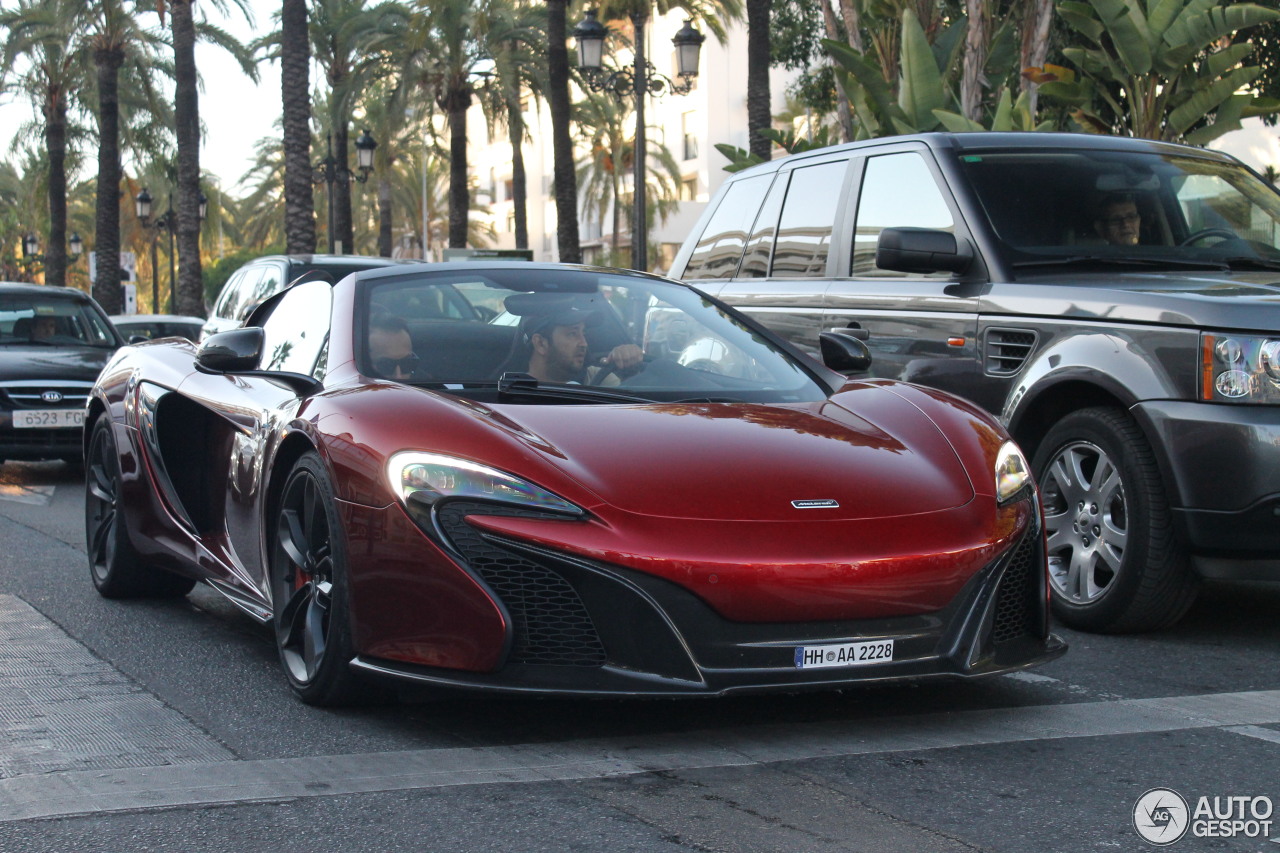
top-left (41, 390), bottom-right (64, 403)
top-left (792, 499), bottom-right (839, 509)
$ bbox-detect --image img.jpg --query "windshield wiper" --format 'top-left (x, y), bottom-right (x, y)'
top-left (1011, 255), bottom-right (1229, 271)
top-left (495, 372), bottom-right (653, 404)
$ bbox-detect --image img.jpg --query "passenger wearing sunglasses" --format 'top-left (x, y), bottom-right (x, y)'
top-left (368, 313), bottom-right (423, 381)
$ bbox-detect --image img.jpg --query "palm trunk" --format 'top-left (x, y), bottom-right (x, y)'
top-left (546, 0), bottom-right (581, 262)
top-left (961, 0), bottom-right (990, 122)
top-left (746, 0), bottom-right (773, 160)
top-left (92, 46), bottom-right (124, 314)
top-left (377, 176), bottom-right (392, 257)
top-left (1019, 0), bottom-right (1054, 117)
top-left (172, 0), bottom-right (203, 317)
top-left (282, 0), bottom-right (316, 254)
top-left (507, 94), bottom-right (528, 250)
top-left (821, 0), bottom-right (855, 141)
top-left (445, 84), bottom-right (471, 249)
top-left (333, 121), bottom-right (354, 253)
top-left (44, 89), bottom-right (68, 288)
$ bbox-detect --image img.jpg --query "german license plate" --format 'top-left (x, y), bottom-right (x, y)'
top-left (795, 639), bottom-right (894, 669)
top-left (12, 409), bottom-right (84, 429)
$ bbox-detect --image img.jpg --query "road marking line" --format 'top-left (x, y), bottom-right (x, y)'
top-left (1223, 724), bottom-right (1280, 746)
top-left (2, 687), bottom-right (1278, 823)
top-left (0, 485), bottom-right (54, 506)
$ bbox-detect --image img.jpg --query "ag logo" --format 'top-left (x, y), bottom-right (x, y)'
top-left (1134, 788), bottom-right (1189, 845)
top-left (41, 390), bottom-right (63, 403)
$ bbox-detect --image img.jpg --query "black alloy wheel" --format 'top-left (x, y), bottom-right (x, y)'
top-left (271, 452), bottom-right (380, 706)
top-left (1032, 406), bottom-right (1198, 633)
top-left (84, 416), bottom-right (195, 598)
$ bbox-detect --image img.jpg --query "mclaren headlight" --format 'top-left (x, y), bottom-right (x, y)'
top-left (387, 451), bottom-right (582, 515)
top-left (1201, 332), bottom-right (1280, 404)
top-left (995, 441), bottom-right (1032, 504)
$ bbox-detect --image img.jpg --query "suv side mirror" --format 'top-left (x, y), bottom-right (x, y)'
top-left (820, 331), bottom-right (873, 373)
top-left (876, 228), bottom-right (973, 275)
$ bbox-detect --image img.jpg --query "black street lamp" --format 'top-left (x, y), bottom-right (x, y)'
top-left (313, 129), bottom-right (378, 254)
top-left (574, 9), bottom-right (704, 270)
top-left (137, 188), bottom-right (206, 313)
top-left (68, 232), bottom-right (83, 260)
top-left (22, 233), bottom-right (39, 259)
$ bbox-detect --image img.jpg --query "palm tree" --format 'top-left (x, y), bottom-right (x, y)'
top-left (745, 0), bottom-right (771, 160)
top-left (156, 0), bottom-right (255, 315)
top-left (86, 0), bottom-right (168, 314)
top-left (281, 0), bottom-right (315, 254)
top-left (398, 0), bottom-right (536, 250)
top-left (309, 0), bottom-right (405, 254)
top-left (0, 0), bottom-right (91, 288)
top-left (546, 0), bottom-right (579, 262)
top-left (576, 90), bottom-right (682, 267)
top-left (477, 8), bottom-right (548, 252)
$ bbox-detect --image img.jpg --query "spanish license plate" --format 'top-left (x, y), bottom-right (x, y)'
top-left (12, 409), bottom-right (84, 429)
top-left (795, 639), bottom-right (895, 669)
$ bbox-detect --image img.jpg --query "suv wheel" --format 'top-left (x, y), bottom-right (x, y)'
top-left (1032, 406), bottom-right (1197, 633)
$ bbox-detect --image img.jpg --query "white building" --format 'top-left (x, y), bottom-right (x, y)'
top-left (463, 12), bottom-right (799, 272)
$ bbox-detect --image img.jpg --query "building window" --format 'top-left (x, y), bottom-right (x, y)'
top-left (681, 176), bottom-right (697, 201)
top-left (682, 111), bottom-right (698, 161)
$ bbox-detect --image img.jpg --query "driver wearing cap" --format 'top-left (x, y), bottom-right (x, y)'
top-left (505, 293), bottom-right (643, 384)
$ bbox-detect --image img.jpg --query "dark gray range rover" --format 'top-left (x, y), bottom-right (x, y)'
top-left (670, 132), bottom-right (1280, 633)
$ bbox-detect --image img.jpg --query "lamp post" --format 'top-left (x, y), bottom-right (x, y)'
top-left (69, 232), bottom-right (83, 261)
top-left (313, 129), bottom-right (377, 254)
top-left (573, 9), bottom-right (704, 270)
top-left (137, 188), bottom-right (206, 313)
top-left (19, 233), bottom-right (41, 283)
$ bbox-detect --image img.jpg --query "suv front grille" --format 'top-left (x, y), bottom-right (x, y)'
top-left (983, 329), bottom-right (1037, 376)
top-left (435, 502), bottom-right (607, 667)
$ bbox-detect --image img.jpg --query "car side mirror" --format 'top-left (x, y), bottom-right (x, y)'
top-left (876, 227), bottom-right (973, 275)
top-left (196, 327), bottom-right (264, 373)
top-left (195, 326), bottom-right (322, 395)
top-left (819, 331), bottom-right (873, 373)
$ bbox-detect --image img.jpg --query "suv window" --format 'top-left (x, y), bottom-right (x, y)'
top-left (682, 173), bottom-right (772, 279)
top-left (852, 152), bottom-right (955, 276)
top-left (771, 161), bottom-right (848, 278)
top-left (247, 265), bottom-right (283, 319)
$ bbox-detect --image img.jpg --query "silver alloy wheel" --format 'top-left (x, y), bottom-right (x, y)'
top-left (1040, 439), bottom-right (1129, 604)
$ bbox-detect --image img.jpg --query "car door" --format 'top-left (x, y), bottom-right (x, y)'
top-left (174, 280), bottom-right (332, 602)
top-left (823, 144), bottom-right (993, 408)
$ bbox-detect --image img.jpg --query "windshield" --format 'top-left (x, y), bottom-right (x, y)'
top-left (958, 148), bottom-right (1280, 267)
top-left (360, 268), bottom-right (828, 404)
top-left (0, 294), bottom-right (118, 347)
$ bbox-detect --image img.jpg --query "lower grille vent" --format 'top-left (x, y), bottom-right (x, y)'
top-left (436, 502), bottom-right (606, 667)
top-left (992, 535), bottom-right (1041, 644)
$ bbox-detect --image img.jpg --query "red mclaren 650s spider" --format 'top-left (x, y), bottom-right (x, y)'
top-left (85, 262), bottom-right (1065, 705)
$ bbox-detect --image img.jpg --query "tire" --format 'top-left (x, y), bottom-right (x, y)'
top-left (84, 417), bottom-right (197, 599)
top-left (1031, 406), bottom-right (1198, 633)
top-left (270, 452), bottom-right (387, 706)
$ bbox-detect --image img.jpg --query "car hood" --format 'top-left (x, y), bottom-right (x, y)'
top-left (489, 391), bottom-right (974, 521)
top-left (999, 269), bottom-right (1280, 329)
top-left (0, 345), bottom-right (115, 382)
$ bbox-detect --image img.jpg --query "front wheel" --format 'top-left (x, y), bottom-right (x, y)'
top-left (270, 452), bottom-right (385, 706)
top-left (1031, 407), bottom-right (1197, 633)
top-left (84, 416), bottom-right (196, 599)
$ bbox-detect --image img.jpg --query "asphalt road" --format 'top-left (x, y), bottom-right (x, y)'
top-left (1, 459), bottom-right (1278, 853)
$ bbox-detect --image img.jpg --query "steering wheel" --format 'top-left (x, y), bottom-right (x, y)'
top-left (1179, 227), bottom-right (1237, 247)
top-left (588, 355), bottom-right (651, 386)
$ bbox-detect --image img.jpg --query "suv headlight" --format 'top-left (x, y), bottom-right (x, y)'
top-left (1200, 333), bottom-right (1280, 404)
top-left (995, 441), bottom-right (1033, 503)
top-left (387, 451), bottom-right (582, 515)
